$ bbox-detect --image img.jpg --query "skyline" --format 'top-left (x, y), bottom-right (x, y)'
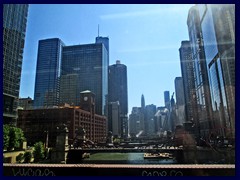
top-left (19, 4), bottom-right (194, 113)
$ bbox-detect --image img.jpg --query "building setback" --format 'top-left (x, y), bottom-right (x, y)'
top-left (3, 4), bottom-right (29, 125)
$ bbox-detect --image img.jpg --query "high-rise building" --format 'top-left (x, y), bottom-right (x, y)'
top-left (108, 60), bottom-right (128, 137)
top-left (61, 43), bottom-right (108, 115)
top-left (179, 41), bottom-right (198, 128)
top-left (34, 38), bottom-right (65, 109)
top-left (108, 101), bottom-right (121, 137)
top-left (164, 91), bottom-right (170, 109)
top-left (174, 77), bottom-right (186, 126)
top-left (145, 104), bottom-right (157, 135)
top-left (198, 4), bottom-right (235, 139)
top-left (187, 5), bottom-right (213, 138)
top-left (3, 4), bottom-right (29, 124)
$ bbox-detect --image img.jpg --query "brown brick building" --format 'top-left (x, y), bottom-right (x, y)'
top-left (17, 91), bottom-right (107, 147)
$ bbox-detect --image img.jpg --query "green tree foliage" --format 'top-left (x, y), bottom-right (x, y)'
top-left (3, 125), bottom-right (25, 151)
top-left (33, 141), bottom-right (45, 163)
top-left (3, 125), bottom-right (10, 150)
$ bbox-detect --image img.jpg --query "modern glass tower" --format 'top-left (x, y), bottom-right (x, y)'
top-left (198, 4), bottom-right (235, 139)
top-left (33, 38), bottom-right (65, 108)
top-left (61, 43), bottom-right (108, 115)
top-left (179, 41), bottom-right (198, 129)
top-left (3, 4), bottom-right (29, 124)
top-left (108, 60), bottom-right (128, 137)
top-left (187, 5), bottom-right (213, 138)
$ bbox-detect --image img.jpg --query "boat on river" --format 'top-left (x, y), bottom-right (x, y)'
top-left (143, 153), bottom-right (173, 159)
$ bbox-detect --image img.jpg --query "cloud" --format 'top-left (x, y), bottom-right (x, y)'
top-left (100, 5), bottom-right (193, 20)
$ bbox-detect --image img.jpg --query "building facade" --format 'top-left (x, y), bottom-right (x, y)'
top-left (174, 77), bottom-right (186, 126)
top-left (187, 5), bottom-right (213, 138)
top-left (179, 41), bottom-right (198, 129)
top-left (108, 60), bottom-right (128, 137)
top-left (18, 97), bottom-right (33, 110)
top-left (198, 4), bottom-right (235, 139)
top-left (3, 4), bottom-right (29, 124)
top-left (61, 43), bottom-right (108, 115)
top-left (108, 101), bottom-right (121, 137)
top-left (17, 106), bottom-right (107, 147)
top-left (34, 38), bottom-right (65, 108)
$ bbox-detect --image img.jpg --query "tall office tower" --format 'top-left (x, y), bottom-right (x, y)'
top-left (34, 38), bottom-right (65, 109)
top-left (61, 43), bottom-right (108, 115)
top-left (3, 4), bottom-right (29, 124)
top-left (108, 60), bottom-right (128, 137)
top-left (198, 4), bottom-right (235, 139)
top-left (187, 5), bottom-right (213, 138)
top-left (141, 94), bottom-right (147, 135)
top-left (174, 77), bottom-right (186, 126)
top-left (179, 41), bottom-right (198, 128)
top-left (129, 107), bottom-right (143, 137)
top-left (145, 104), bottom-right (157, 135)
top-left (164, 91), bottom-right (170, 109)
top-left (108, 101), bottom-right (121, 137)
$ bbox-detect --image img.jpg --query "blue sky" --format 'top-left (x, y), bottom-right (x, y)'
top-left (20, 4), bottom-right (194, 113)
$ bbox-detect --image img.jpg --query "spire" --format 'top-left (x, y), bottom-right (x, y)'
top-left (98, 24), bottom-right (99, 37)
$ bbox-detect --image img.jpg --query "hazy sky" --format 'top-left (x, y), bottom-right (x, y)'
top-left (20, 4), bottom-right (194, 113)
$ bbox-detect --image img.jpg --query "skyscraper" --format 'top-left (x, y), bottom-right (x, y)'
top-left (187, 5), bottom-right (213, 138)
top-left (34, 38), bottom-right (65, 108)
top-left (61, 43), bottom-right (108, 115)
top-left (179, 41), bottom-right (198, 127)
top-left (3, 4), bottom-right (29, 124)
top-left (108, 60), bottom-right (128, 137)
top-left (198, 4), bottom-right (235, 139)
top-left (164, 91), bottom-right (170, 109)
top-left (174, 77), bottom-right (186, 126)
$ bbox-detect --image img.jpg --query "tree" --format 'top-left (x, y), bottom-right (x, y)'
top-left (33, 141), bottom-right (45, 162)
top-left (3, 125), bottom-right (25, 151)
top-left (3, 125), bottom-right (10, 150)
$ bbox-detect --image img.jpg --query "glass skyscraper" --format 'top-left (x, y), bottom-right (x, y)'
top-left (34, 38), bottom-right (65, 108)
top-left (187, 5), bottom-right (213, 138)
top-left (61, 43), bottom-right (108, 115)
top-left (3, 4), bottom-right (29, 124)
top-left (179, 41), bottom-right (198, 132)
top-left (198, 4), bottom-right (235, 139)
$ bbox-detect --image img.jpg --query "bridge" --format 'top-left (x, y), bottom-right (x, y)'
top-left (68, 147), bottom-right (183, 153)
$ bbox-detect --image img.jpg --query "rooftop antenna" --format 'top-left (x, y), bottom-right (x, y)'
top-left (98, 24), bottom-right (99, 37)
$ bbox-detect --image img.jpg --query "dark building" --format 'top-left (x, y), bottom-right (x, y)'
top-left (187, 5), bottom-right (213, 138)
top-left (34, 38), bottom-right (65, 108)
top-left (174, 77), bottom-right (186, 126)
top-left (17, 92), bottom-right (107, 147)
top-left (145, 104), bottom-right (157, 135)
top-left (179, 41), bottom-right (198, 129)
top-left (164, 91), bottom-right (170, 109)
top-left (108, 101), bottom-right (121, 137)
top-left (108, 60), bottom-right (128, 137)
top-left (3, 4), bottom-right (29, 125)
top-left (61, 43), bottom-right (108, 115)
top-left (18, 97), bottom-right (33, 110)
top-left (198, 4), bottom-right (235, 139)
